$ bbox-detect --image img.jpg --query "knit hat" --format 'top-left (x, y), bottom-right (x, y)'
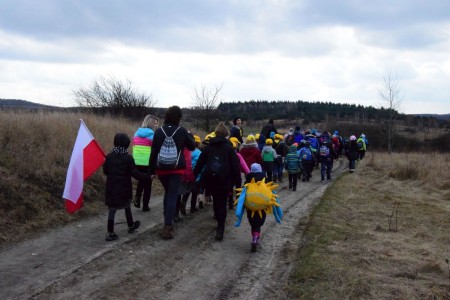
top-left (114, 133), bottom-right (130, 148)
top-left (270, 132), bottom-right (275, 138)
top-left (246, 134), bottom-right (255, 142)
top-left (265, 139), bottom-right (273, 145)
top-left (250, 163), bottom-right (262, 173)
top-left (350, 135), bottom-right (357, 141)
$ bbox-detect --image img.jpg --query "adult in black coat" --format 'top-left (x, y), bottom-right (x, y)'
top-left (260, 119), bottom-right (277, 140)
top-left (194, 122), bottom-right (241, 241)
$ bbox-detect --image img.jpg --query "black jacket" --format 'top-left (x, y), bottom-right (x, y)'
top-left (346, 140), bottom-right (359, 161)
top-left (230, 125), bottom-right (243, 144)
top-left (194, 136), bottom-right (241, 190)
top-left (103, 152), bottom-right (148, 209)
top-left (148, 124), bottom-right (196, 175)
top-left (260, 123), bottom-right (277, 139)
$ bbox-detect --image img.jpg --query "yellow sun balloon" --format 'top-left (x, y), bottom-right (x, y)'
top-left (235, 178), bottom-right (280, 218)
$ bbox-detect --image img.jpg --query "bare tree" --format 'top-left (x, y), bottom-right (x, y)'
top-left (378, 70), bottom-right (403, 154)
top-left (190, 84), bottom-right (223, 132)
top-left (73, 76), bottom-right (155, 118)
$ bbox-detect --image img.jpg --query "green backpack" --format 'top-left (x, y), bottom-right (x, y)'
top-left (262, 150), bottom-right (274, 162)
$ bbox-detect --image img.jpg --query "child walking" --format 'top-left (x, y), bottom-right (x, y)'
top-left (284, 145), bottom-right (301, 191)
top-left (103, 133), bottom-right (149, 241)
top-left (245, 163), bottom-right (267, 252)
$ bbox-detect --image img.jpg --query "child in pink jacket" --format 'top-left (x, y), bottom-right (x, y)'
top-left (228, 139), bottom-right (249, 210)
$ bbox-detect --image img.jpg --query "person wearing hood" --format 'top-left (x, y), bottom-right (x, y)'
top-left (346, 135), bottom-right (359, 173)
top-left (305, 130), bottom-right (319, 166)
top-left (357, 134), bottom-right (367, 160)
top-left (104, 133), bottom-right (149, 241)
top-left (194, 122), bottom-right (241, 241)
top-left (284, 144), bottom-right (301, 191)
top-left (284, 128), bottom-right (295, 146)
top-left (240, 134), bottom-right (262, 169)
top-left (261, 139), bottom-right (278, 182)
top-left (257, 133), bottom-right (266, 151)
top-left (244, 163), bottom-right (267, 253)
top-left (292, 126), bottom-right (304, 146)
top-left (298, 140), bottom-right (315, 182)
top-left (132, 114), bottom-right (159, 211)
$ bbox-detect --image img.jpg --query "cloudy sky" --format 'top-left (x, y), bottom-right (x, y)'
top-left (1, 0), bottom-right (449, 114)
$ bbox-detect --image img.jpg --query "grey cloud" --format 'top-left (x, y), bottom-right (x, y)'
top-left (1, 0), bottom-right (449, 57)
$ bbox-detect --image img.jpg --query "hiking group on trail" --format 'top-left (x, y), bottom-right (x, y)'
top-left (102, 108), bottom-right (368, 252)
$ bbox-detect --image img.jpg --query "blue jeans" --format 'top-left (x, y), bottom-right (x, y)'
top-left (273, 162), bottom-right (284, 181)
top-left (158, 174), bottom-right (182, 225)
top-left (349, 159), bottom-right (356, 170)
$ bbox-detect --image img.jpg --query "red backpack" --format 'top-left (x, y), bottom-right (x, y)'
top-left (182, 148), bottom-right (195, 183)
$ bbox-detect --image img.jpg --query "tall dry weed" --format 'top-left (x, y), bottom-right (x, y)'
top-left (366, 152), bottom-right (450, 190)
top-left (0, 111), bottom-right (144, 246)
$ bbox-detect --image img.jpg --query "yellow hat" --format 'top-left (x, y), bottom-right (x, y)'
top-left (229, 137), bottom-right (240, 145)
top-left (255, 133), bottom-right (260, 140)
top-left (265, 139), bottom-right (273, 145)
top-left (231, 141), bottom-right (238, 149)
top-left (193, 135), bottom-right (201, 143)
top-left (204, 132), bottom-right (216, 141)
top-left (246, 134), bottom-right (255, 142)
top-left (275, 134), bottom-right (284, 140)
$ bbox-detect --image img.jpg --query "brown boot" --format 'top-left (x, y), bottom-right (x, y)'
top-left (160, 225), bottom-right (174, 239)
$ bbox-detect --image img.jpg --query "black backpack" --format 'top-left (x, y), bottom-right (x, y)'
top-left (204, 145), bottom-right (229, 185)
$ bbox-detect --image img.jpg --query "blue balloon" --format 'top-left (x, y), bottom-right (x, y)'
top-left (234, 187), bottom-right (247, 227)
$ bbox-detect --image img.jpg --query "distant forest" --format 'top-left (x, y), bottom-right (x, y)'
top-left (1, 98), bottom-right (448, 129)
top-left (214, 100), bottom-right (448, 128)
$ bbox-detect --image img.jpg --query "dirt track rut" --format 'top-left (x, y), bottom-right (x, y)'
top-left (1, 159), bottom-right (347, 299)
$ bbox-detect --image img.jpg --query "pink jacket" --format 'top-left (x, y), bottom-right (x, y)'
top-left (237, 152), bottom-right (250, 175)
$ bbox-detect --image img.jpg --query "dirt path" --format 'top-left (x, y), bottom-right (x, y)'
top-left (1, 160), bottom-right (346, 300)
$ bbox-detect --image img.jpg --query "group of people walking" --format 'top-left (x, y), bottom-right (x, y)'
top-left (102, 109), bottom-right (368, 251)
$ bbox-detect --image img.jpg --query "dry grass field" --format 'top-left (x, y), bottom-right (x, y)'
top-left (1, 111), bottom-right (448, 298)
top-left (288, 152), bottom-right (450, 299)
top-left (0, 111), bottom-right (165, 247)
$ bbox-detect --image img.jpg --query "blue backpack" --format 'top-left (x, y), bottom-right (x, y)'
top-left (319, 145), bottom-right (330, 158)
top-left (300, 147), bottom-right (312, 161)
top-left (308, 137), bottom-right (318, 150)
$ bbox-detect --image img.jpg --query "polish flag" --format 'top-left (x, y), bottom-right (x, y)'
top-left (63, 120), bottom-right (105, 213)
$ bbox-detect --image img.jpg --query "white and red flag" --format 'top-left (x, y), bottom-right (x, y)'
top-left (63, 120), bottom-right (105, 213)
